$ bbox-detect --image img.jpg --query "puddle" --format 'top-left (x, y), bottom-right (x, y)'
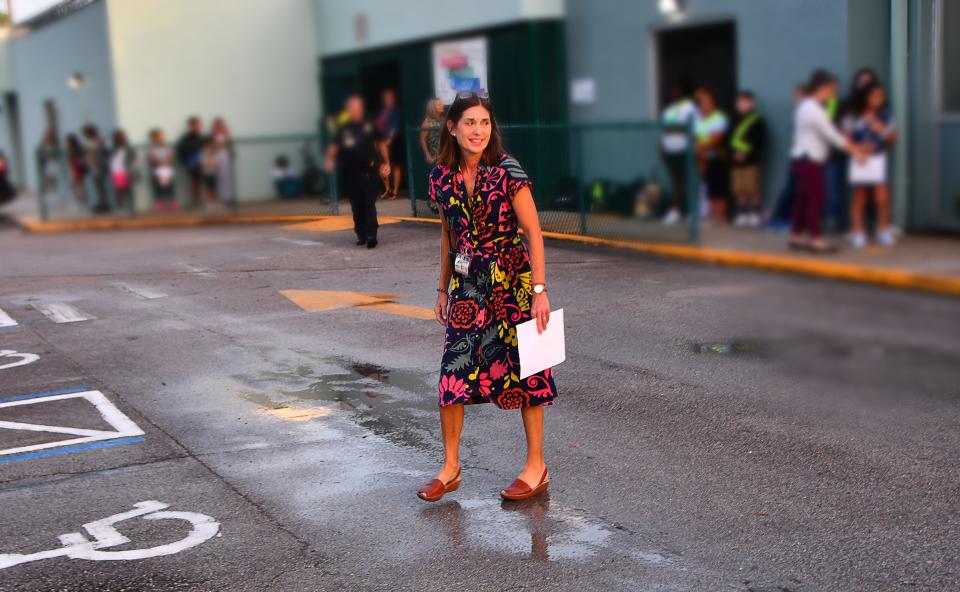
top-left (419, 495), bottom-right (667, 563)
top-left (234, 357), bottom-right (439, 450)
top-left (692, 339), bottom-right (767, 356)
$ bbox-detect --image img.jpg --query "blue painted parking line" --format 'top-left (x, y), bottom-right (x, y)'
top-left (0, 387), bottom-right (93, 404)
top-left (0, 436), bottom-right (145, 463)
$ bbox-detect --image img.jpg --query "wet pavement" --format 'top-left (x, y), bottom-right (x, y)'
top-left (0, 220), bottom-right (958, 591)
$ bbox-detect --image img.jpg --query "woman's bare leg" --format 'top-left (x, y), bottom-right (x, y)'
top-left (851, 186), bottom-right (867, 235)
top-left (516, 405), bottom-right (547, 485)
top-left (874, 184), bottom-right (890, 231)
top-left (391, 165), bottom-right (403, 197)
top-left (434, 403), bottom-right (464, 482)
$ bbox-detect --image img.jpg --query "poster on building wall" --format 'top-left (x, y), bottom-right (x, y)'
top-left (432, 36), bottom-right (488, 104)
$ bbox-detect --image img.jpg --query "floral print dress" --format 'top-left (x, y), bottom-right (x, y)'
top-left (428, 153), bottom-right (559, 409)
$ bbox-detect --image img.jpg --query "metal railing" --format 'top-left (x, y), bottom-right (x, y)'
top-left (34, 134), bottom-right (339, 221)
top-left (403, 121), bottom-right (700, 244)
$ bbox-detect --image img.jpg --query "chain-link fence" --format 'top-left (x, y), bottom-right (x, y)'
top-left (34, 134), bottom-right (338, 221)
top-left (404, 121), bottom-right (699, 244)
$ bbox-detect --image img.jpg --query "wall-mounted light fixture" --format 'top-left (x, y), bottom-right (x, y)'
top-left (66, 72), bottom-right (85, 90)
top-left (659, 0), bottom-right (684, 16)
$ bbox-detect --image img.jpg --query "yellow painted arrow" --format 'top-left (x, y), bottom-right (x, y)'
top-left (280, 290), bottom-right (434, 320)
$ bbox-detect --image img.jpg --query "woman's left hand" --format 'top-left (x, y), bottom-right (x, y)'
top-left (379, 163), bottom-right (391, 178)
top-left (532, 292), bottom-right (551, 334)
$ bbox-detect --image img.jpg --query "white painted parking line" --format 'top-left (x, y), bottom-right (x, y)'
top-left (180, 263), bottom-right (213, 276)
top-left (0, 350), bottom-right (39, 371)
top-left (111, 282), bottom-right (167, 300)
top-left (0, 500), bottom-right (220, 569)
top-left (0, 390), bottom-right (144, 457)
top-left (0, 307), bottom-right (17, 330)
top-left (32, 303), bottom-right (94, 324)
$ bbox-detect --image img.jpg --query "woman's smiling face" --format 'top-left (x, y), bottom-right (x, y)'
top-left (449, 105), bottom-right (492, 158)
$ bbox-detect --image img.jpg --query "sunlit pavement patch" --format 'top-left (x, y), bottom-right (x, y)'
top-left (256, 406), bottom-right (334, 421)
top-left (280, 216), bottom-right (401, 233)
top-left (280, 289), bottom-right (434, 320)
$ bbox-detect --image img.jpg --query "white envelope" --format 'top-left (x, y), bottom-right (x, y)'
top-left (516, 308), bottom-right (565, 379)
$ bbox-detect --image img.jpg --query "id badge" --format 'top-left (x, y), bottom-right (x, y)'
top-left (454, 252), bottom-right (471, 277)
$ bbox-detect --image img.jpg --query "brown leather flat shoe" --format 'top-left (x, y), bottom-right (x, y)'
top-left (500, 467), bottom-right (549, 501)
top-left (417, 466), bottom-right (461, 502)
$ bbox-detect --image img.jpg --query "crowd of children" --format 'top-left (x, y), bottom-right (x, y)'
top-left (36, 116), bottom-right (236, 214)
top-left (660, 67), bottom-right (897, 252)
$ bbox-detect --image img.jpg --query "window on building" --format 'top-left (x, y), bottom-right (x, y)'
top-left (943, 0), bottom-right (960, 112)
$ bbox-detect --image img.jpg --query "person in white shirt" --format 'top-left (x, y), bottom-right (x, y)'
top-left (660, 81), bottom-right (699, 224)
top-left (788, 70), bottom-right (865, 253)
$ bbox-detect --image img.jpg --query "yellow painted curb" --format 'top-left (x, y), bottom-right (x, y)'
top-left (392, 216), bottom-right (960, 297)
top-left (17, 214), bottom-right (330, 233)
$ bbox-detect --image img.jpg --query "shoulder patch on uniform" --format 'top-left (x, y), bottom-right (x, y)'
top-left (498, 155), bottom-right (528, 180)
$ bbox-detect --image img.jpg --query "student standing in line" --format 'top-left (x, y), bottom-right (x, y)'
top-left (729, 91), bottom-right (768, 227)
top-left (376, 88), bottom-right (403, 200)
top-left (109, 130), bottom-right (137, 211)
top-left (82, 125), bottom-right (110, 213)
top-left (200, 138), bottom-right (222, 211)
top-left (66, 133), bottom-right (88, 209)
top-left (843, 81), bottom-right (897, 248)
top-left (788, 70), bottom-right (866, 253)
top-left (324, 95), bottom-right (391, 248)
top-left (826, 68), bottom-right (879, 231)
top-left (147, 129), bottom-right (177, 212)
top-left (767, 84), bottom-right (808, 230)
top-left (694, 88), bottom-right (730, 224)
top-left (659, 81), bottom-right (699, 225)
top-left (210, 117), bottom-right (235, 206)
top-left (419, 97), bottom-right (444, 165)
top-left (37, 130), bottom-right (61, 203)
top-left (176, 117), bottom-right (206, 208)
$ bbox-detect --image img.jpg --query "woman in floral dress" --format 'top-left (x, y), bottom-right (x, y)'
top-left (417, 91), bottom-right (558, 503)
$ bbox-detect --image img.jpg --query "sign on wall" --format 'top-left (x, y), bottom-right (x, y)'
top-left (432, 36), bottom-right (488, 105)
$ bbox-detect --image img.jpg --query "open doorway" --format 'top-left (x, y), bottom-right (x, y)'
top-left (656, 21), bottom-right (737, 114)
top-left (360, 60), bottom-right (405, 196)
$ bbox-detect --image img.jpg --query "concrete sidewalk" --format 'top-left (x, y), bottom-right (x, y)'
top-left (4, 192), bottom-right (958, 296)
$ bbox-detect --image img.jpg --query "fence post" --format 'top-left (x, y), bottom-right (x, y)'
top-left (230, 152), bottom-right (239, 216)
top-left (685, 122), bottom-right (699, 245)
top-left (37, 153), bottom-right (49, 222)
top-left (576, 127), bottom-right (587, 235)
top-left (404, 125), bottom-right (417, 216)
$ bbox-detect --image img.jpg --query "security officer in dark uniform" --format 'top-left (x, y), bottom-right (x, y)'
top-left (325, 95), bottom-right (391, 248)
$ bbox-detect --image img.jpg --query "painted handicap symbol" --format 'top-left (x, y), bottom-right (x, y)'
top-left (0, 501), bottom-right (220, 569)
top-left (0, 350), bottom-right (39, 371)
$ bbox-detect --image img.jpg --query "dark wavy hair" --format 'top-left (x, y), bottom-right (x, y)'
top-left (436, 93), bottom-right (503, 170)
top-left (850, 81), bottom-right (887, 116)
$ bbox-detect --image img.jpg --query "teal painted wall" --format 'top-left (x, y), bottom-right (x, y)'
top-left (10, 0), bottom-right (117, 192)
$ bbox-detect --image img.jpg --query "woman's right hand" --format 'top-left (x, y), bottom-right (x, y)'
top-left (435, 292), bottom-right (449, 325)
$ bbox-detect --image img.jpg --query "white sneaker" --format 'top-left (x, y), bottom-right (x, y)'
top-left (663, 208), bottom-right (681, 225)
top-left (733, 213), bottom-right (748, 226)
top-left (877, 230), bottom-right (896, 246)
top-left (849, 233), bottom-right (867, 249)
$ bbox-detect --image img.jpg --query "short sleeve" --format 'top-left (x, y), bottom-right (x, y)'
top-left (498, 154), bottom-right (531, 200)
top-left (428, 165), bottom-right (443, 206)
